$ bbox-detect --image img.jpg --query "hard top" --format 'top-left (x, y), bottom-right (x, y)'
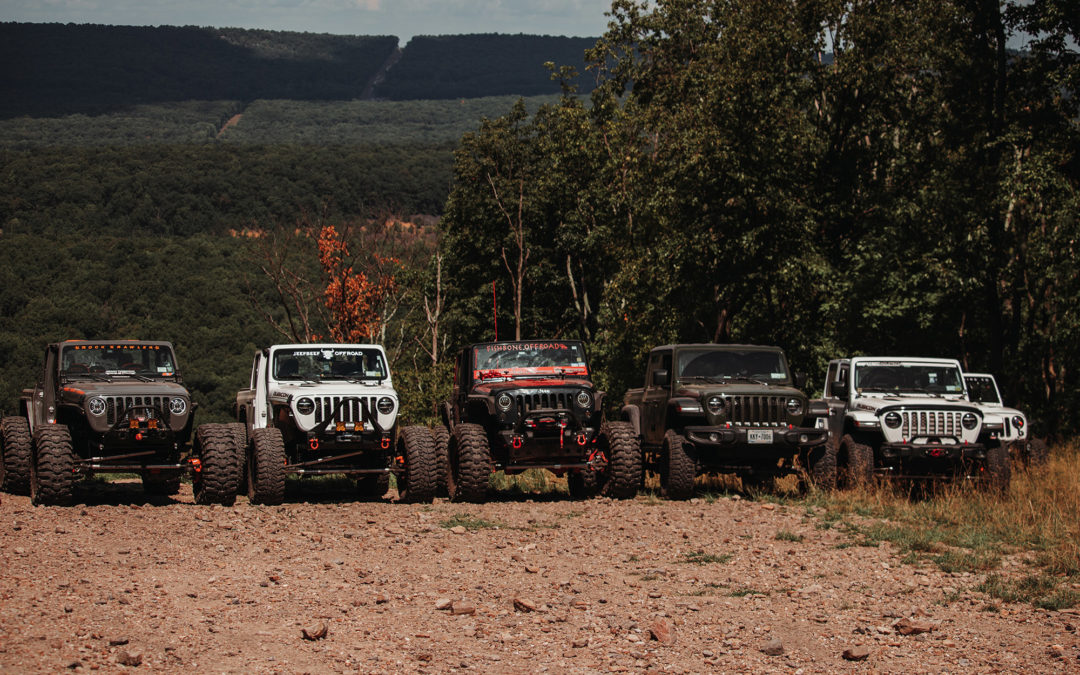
top-left (650, 343), bottom-right (784, 353)
top-left (55, 339), bottom-right (175, 349)
top-left (848, 356), bottom-right (961, 366)
top-left (266, 343), bottom-right (386, 354)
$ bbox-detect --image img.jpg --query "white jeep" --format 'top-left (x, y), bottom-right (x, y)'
top-left (234, 344), bottom-right (436, 504)
top-left (820, 356), bottom-right (1009, 490)
top-left (963, 373), bottom-right (1046, 466)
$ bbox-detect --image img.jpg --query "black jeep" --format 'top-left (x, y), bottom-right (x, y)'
top-left (435, 340), bottom-right (640, 502)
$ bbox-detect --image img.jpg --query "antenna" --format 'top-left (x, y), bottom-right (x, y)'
top-left (492, 280), bottom-right (498, 341)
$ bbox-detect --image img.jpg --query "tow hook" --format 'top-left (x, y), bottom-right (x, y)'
top-left (512, 435), bottom-right (523, 449)
top-left (309, 438), bottom-right (320, 451)
top-left (381, 436), bottom-right (391, 450)
top-left (576, 433), bottom-right (587, 446)
top-left (189, 457), bottom-right (202, 473)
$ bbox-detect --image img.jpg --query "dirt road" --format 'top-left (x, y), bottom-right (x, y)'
top-left (1, 482), bottom-right (1077, 673)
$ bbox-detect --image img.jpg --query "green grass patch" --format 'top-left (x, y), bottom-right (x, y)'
top-left (440, 513), bottom-right (501, 531)
top-left (678, 550), bottom-right (734, 565)
top-left (775, 530), bottom-right (804, 542)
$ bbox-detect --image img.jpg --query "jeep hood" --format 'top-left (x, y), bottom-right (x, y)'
top-left (675, 383), bottom-right (803, 398)
top-left (852, 395), bottom-right (976, 413)
top-left (472, 378), bottom-right (594, 394)
top-left (66, 380), bottom-right (190, 397)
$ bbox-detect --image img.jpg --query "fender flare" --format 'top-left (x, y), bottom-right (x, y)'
top-left (620, 405), bottom-right (642, 437)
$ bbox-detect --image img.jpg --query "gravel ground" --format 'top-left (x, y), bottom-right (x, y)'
top-left (1, 481), bottom-right (1078, 673)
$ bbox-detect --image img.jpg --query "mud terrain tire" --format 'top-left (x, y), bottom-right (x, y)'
top-left (142, 472), bottom-right (182, 496)
top-left (397, 426), bottom-right (437, 503)
top-left (567, 470), bottom-right (600, 499)
top-left (1, 416), bottom-right (33, 495)
top-left (984, 442), bottom-right (1011, 493)
top-left (839, 435), bottom-right (874, 488)
top-left (603, 421), bottom-right (641, 500)
top-left (193, 423), bottom-right (242, 506)
top-left (357, 473), bottom-right (391, 499)
top-left (432, 426), bottom-right (450, 498)
top-left (804, 443), bottom-right (837, 491)
top-left (31, 425), bottom-right (76, 506)
top-left (248, 428), bottom-right (287, 505)
top-left (448, 423), bottom-right (491, 503)
top-left (228, 422), bottom-right (250, 494)
top-left (661, 430), bottom-right (695, 500)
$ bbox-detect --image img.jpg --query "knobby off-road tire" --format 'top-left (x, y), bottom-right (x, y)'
top-left (1, 416), bottom-right (33, 495)
top-left (983, 442), bottom-right (1011, 494)
top-left (839, 434), bottom-right (874, 488)
top-left (1026, 438), bottom-right (1049, 466)
top-left (603, 421), bottom-right (642, 500)
top-left (227, 422), bottom-right (250, 495)
top-left (661, 430), bottom-right (695, 500)
top-left (142, 470), bottom-right (182, 496)
top-left (567, 470), bottom-right (600, 499)
top-left (448, 423), bottom-right (491, 503)
top-left (193, 423), bottom-right (242, 506)
top-left (31, 425), bottom-right (76, 506)
top-left (357, 473), bottom-right (391, 499)
top-left (432, 425), bottom-right (450, 498)
top-left (397, 426), bottom-right (437, 503)
top-left (804, 442), bottom-right (838, 491)
top-left (248, 427), bottom-right (287, 506)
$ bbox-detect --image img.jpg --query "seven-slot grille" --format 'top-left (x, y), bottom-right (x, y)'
top-left (899, 410), bottom-right (963, 438)
top-left (725, 395), bottom-right (790, 427)
top-left (105, 396), bottom-right (169, 425)
top-left (515, 391), bottom-right (574, 413)
top-left (312, 396), bottom-right (374, 424)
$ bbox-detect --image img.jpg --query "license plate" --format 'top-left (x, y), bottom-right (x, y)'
top-left (748, 429), bottom-right (773, 444)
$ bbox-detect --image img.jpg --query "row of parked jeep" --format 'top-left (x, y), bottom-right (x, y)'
top-left (0, 339), bottom-right (1040, 506)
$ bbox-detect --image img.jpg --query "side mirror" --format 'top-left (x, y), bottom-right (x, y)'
top-left (653, 369), bottom-right (670, 387)
top-left (832, 380), bottom-right (849, 398)
top-left (794, 372), bottom-right (807, 390)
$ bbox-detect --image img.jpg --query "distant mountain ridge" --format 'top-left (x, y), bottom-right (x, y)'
top-left (0, 23), bottom-right (597, 119)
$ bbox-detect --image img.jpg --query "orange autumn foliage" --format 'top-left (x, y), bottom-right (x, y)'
top-left (317, 225), bottom-right (398, 343)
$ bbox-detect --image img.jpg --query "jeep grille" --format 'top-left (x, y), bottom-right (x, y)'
top-left (726, 395), bottom-right (790, 427)
top-left (900, 410), bottom-right (962, 438)
top-left (105, 396), bottom-right (169, 425)
top-left (312, 396), bottom-right (374, 424)
top-left (515, 392), bottom-right (573, 413)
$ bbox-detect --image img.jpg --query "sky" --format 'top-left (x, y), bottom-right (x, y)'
top-left (2, 0), bottom-right (614, 43)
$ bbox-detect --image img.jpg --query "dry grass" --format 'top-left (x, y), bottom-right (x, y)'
top-left (806, 441), bottom-right (1080, 608)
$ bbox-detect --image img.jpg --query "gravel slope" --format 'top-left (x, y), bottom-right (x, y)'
top-left (1, 482), bottom-right (1077, 673)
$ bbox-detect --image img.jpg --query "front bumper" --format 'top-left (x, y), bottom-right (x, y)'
top-left (880, 442), bottom-right (986, 462)
top-left (681, 425), bottom-right (827, 468)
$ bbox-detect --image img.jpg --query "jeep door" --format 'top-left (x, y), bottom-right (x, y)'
top-left (642, 349), bottom-right (673, 446)
top-left (822, 360), bottom-right (849, 443)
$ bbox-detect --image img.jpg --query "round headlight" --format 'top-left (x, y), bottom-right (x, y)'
top-left (295, 397), bottom-right (315, 415)
top-left (87, 397), bottom-right (106, 416)
top-left (1012, 415), bottom-right (1024, 429)
top-left (575, 390), bottom-right (592, 408)
top-left (883, 411), bottom-right (902, 429)
top-left (497, 393), bottom-right (514, 412)
top-left (962, 412), bottom-right (978, 430)
top-left (707, 396), bottom-right (724, 414)
top-left (377, 397), bottom-right (395, 415)
top-left (169, 397), bottom-right (187, 416)
top-left (786, 398), bottom-right (803, 416)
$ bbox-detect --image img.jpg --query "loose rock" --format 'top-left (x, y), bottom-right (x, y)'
top-left (451, 600), bottom-right (476, 616)
top-left (650, 618), bottom-right (677, 645)
top-left (842, 646), bottom-right (870, 661)
top-left (761, 638), bottom-right (784, 656)
top-left (301, 622), bottom-right (328, 641)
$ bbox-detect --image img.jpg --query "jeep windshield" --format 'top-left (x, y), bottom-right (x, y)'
top-left (473, 342), bottom-right (589, 381)
top-left (964, 375), bottom-right (1001, 404)
top-left (854, 361), bottom-right (965, 396)
top-left (61, 343), bottom-right (178, 380)
top-left (676, 348), bottom-right (791, 385)
top-left (273, 347), bottom-right (387, 382)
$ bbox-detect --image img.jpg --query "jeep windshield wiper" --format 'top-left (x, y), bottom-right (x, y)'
top-left (681, 375), bottom-right (724, 384)
top-left (725, 376), bottom-right (770, 385)
top-left (64, 373), bottom-right (111, 382)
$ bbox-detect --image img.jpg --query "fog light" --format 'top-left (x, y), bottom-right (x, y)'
top-left (800, 434), bottom-right (808, 443)
top-left (709, 433), bottom-right (719, 442)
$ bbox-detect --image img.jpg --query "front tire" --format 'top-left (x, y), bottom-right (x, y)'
top-left (839, 434), bottom-right (874, 488)
top-left (1, 416), bottom-right (33, 495)
top-left (603, 421), bottom-right (642, 499)
top-left (248, 428), bottom-right (286, 505)
top-left (984, 442), bottom-right (1011, 493)
top-left (432, 426), bottom-right (450, 498)
top-left (397, 426), bottom-right (437, 503)
top-left (31, 425), bottom-right (76, 506)
top-left (193, 423), bottom-right (242, 506)
top-left (804, 443), bottom-right (837, 491)
top-left (567, 470), bottom-right (600, 499)
top-left (661, 430), bottom-right (695, 500)
top-left (448, 423), bottom-right (491, 503)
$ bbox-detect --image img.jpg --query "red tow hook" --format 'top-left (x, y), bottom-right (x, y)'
top-left (309, 438), bottom-right (320, 451)
top-left (381, 436), bottom-right (391, 450)
top-left (189, 457), bottom-right (202, 474)
top-left (576, 433), bottom-right (587, 446)
top-left (512, 435), bottom-right (523, 449)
